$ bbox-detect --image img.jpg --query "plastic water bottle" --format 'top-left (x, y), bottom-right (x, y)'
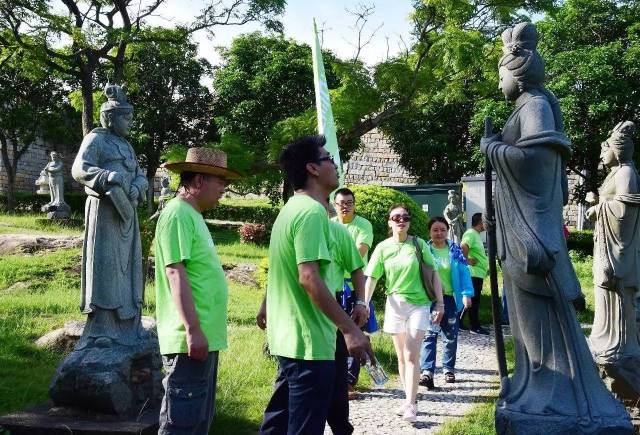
top-left (364, 354), bottom-right (389, 387)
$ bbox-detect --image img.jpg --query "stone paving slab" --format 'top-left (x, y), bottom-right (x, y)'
top-left (327, 329), bottom-right (500, 434)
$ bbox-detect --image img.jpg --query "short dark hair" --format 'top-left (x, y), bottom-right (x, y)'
top-left (334, 187), bottom-right (355, 200)
top-left (472, 212), bottom-right (483, 227)
top-left (279, 135), bottom-right (326, 190)
top-left (428, 216), bottom-right (449, 231)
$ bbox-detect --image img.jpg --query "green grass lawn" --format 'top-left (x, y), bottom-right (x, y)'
top-left (0, 213), bottom-right (84, 236)
top-left (0, 212), bottom-right (597, 434)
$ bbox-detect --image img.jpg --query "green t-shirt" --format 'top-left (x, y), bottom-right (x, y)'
top-left (365, 236), bottom-right (436, 306)
top-left (266, 194), bottom-right (335, 361)
top-left (461, 228), bottom-right (488, 278)
top-left (431, 245), bottom-right (454, 296)
top-left (154, 198), bottom-right (229, 355)
top-left (331, 215), bottom-right (374, 265)
top-left (326, 221), bottom-right (365, 294)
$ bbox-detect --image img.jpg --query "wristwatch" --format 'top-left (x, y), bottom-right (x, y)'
top-left (355, 299), bottom-right (368, 308)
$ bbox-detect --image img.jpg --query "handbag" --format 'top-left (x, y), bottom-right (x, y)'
top-left (412, 236), bottom-right (440, 302)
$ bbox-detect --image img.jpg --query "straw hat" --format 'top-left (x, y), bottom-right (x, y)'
top-left (162, 147), bottom-right (241, 180)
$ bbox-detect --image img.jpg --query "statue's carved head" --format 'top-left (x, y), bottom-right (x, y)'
top-left (498, 22), bottom-right (545, 99)
top-left (99, 84), bottom-right (134, 136)
top-left (606, 121), bottom-right (636, 163)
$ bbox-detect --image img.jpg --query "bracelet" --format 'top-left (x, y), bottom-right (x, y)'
top-left (355, 299), bottom-right (368, 308)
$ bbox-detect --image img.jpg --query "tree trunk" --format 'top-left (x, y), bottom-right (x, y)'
top-left (0, 132), bottom-right (15, 211)
top-left (80, 67), bottom-right (95, 136)
top-left (146, 164), bottom-right (158, 215)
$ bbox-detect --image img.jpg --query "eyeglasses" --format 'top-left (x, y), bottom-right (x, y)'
top-left (389, 214), bottom-right (411, 223)
top-left (335, 201), bottom-right (354, 207)
top-left (317, 155), bottom-right (335, 164)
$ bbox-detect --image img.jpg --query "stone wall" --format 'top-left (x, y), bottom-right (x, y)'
top-left (344, 129), bottom-right (418, 186)
top-left (0, 139), bottom-right (83, 195)
top-left (564, 171), bottom-right (590, 230)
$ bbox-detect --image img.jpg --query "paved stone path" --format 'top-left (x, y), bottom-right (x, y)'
top-left (327, 329), bottom-right (501, 434)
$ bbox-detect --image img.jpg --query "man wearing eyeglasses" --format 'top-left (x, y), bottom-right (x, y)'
top-left (331, 188), bottom-right (375, 398)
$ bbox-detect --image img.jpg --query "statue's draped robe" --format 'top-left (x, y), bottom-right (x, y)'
top-left (590, 163), bottom-right (640, 361)
top-left (72, 128), bottom-right (148, 347)
top-left (483, 91), bottom-right (629, 421)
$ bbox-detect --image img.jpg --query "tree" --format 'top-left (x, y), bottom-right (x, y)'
top-left (0, 0), bottom-right (285, 136)
top-left (124, 28), bottom-right (215, 212)
top-left (537, 0), bottom-right (640, 199)
top-left (0, 46), bottom-right (79, 210)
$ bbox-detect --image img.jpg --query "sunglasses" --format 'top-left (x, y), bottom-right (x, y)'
top-left (389, 214), bottom-right (411, 223)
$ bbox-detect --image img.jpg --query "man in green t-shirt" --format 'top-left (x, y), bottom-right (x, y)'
top-left (460, 212), bottom-right (489, 335)
top-left (155, 148), bottom-right (241, 435)
top-left (331, 187), bottom-right (375, 397)
top-left (259, 135), bottom-right (373, 435)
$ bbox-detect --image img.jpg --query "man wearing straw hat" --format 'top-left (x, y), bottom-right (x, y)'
top-left (154, 147), bottom-right (240, 435)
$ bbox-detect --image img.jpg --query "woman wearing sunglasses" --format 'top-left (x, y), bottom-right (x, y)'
top-left (364, 204), bottom-right (444, 423)
top-left (418, 217), bottom-right (473, 390)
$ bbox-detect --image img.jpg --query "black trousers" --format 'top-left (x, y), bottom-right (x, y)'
top-left (460, 277), bottom-right (483, 330)
top-left (326, 331), bottom-right (354, 435)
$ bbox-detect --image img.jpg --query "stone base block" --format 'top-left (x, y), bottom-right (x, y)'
top-left (598, 357), bottom-right (640, 409)
top-left (496, 405), bottom-right (634, 435)
top-left (49, 337), bottom-right (163, 416)
top-left (0, 402), bottom-right (158, 434)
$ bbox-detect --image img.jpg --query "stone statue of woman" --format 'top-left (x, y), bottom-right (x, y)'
top-left (71, 84), bottom-right (148, 348)
top-left (586, 121), bottom-right (640, 399)
top-left (443, 190), bottom-right (463, 243)
top-left (481, 22), bottom-right (632, 433)
top-left (42, 152), bottom-right (70, 218)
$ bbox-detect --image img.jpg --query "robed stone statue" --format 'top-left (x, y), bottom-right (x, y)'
top-left (481, 22), bottom-right (632, 434)
top-left (42, 151), bottom-right (71, 219)
top-left (50, 85), bottom-right (161, 417)
top-left (587, 121), bottom-right (640, 404)
top-left (443, 190), bottom-right (463, 244)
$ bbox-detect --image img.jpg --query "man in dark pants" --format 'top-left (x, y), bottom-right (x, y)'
top-left (460, 212), bottom-right (489, 335)
top-left (257, 135), bottom-right (374, 435)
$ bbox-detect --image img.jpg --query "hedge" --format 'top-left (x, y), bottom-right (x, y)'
top-left (0, 192), bottom-right (87, 214)
top-left (203, 202), bottom-right (280, 227)
top-left (567, 230), bottom-right (594, 257)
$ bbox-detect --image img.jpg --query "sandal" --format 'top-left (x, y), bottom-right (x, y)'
top-left (419, 373), bottom-right (435, 390)
top-left (444, 372), bottom-right (455, 383)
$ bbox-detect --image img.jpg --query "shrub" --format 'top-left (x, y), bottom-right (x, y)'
top-left (0, 192), bottom-right (86, 214)
top-left (203, 202), bottom-right (280, 227)
top-left (239, 223), bottom-right (270, 245)
top-left (349, 184), bottom-right (430, 249)
top-left (567, 230), bottom-right (594, 257)
top-left (256, 257), bottom-right (269, 291)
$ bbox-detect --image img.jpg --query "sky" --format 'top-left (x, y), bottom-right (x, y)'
top-left (148, 0), bottom-right (416, 66)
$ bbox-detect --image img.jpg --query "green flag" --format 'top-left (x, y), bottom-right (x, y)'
top-left (312, 19), bottom-right (344, 187)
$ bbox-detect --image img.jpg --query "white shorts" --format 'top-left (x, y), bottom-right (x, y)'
top-left (383, 294), bottom-right (430, 333)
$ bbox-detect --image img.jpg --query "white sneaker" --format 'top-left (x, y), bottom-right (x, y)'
top-left (403, 403), bottom-right (417, 423)
top-left (395, 401), bottom-right (409, 416)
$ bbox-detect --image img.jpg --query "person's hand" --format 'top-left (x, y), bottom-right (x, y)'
top-left (467, 258), bottom-right (478, 266)
top-left (256, 302), bottom-right (267, 330)
top-left (431, 303), bottom-right (445, 325)
top-left (186, 327), bottom-right (209, 362)
top-left (351, 304), bottom-right (368, 328)
top-left (462, 296), bottom-right (472, 309)
top-left (343, 327), bottom-right (375, 365)
top-left (107, 171), bottom-right (124, 186)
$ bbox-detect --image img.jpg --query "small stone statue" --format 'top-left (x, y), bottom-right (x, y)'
top-left (443, 190), bottom-right (463, 243)
top-left (50, 84), bottom-right (161, 416)
top-left (586, 121), bottom-right (640, 404)
top-left (158, 175), bottom-right (173, 210)
top-left (481, 22), bottom-right (632, 434)
top-left (41, 152), bottom-right (71, 219)
top-left (35, 169), bottom-right (50, 196)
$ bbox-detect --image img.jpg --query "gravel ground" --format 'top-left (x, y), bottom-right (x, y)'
top-left (327, 328), bottom-right (502, 434)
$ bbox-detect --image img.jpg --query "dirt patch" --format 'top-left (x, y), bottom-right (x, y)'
top-left (0, 234), bottom-right (83, 255)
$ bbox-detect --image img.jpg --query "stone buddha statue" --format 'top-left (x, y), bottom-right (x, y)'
top-left (71, 84), bottom-right (148, 348)
top-left (586, 121), bottom-right (640, 402)
top-left (481, 22), bottom-right (632, 434)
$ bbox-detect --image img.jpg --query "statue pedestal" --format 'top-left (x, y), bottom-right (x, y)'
top-left (49, 336), bottom-right (163, 416)
top-left (597, 357), bottom-right (640, 410)
top-left (495, 403), bottom-right (634, 434)
top-left (42, 203), bottom-right (71, 220)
